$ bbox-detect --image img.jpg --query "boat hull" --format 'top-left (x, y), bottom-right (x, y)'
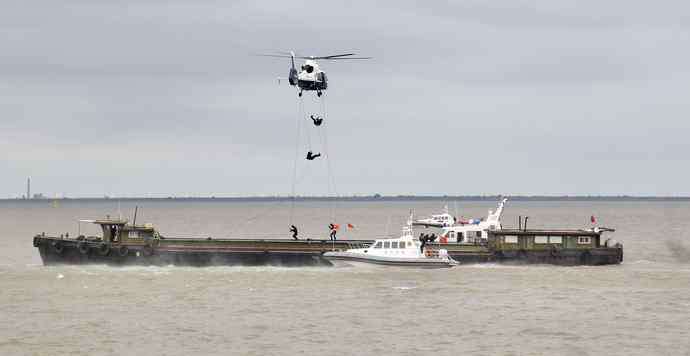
top-left (323, 252), bottom-right (458, 269)
top-left (32, 235), bottom-right (622, 267)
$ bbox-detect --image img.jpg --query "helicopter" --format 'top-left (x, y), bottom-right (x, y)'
top-left (258, 51), bottom-right (371, 97)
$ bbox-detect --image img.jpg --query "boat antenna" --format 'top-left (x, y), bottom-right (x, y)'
top-left (132, 206), bottom-right (138, 227)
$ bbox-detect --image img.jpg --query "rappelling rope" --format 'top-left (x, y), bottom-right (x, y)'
top-left (289, 94), bottom-right (304, 225)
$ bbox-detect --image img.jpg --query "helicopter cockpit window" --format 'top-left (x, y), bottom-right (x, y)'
top-left (304, 65), bottom-right (314, 73)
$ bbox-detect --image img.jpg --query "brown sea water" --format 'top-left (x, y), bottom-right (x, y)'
top-left (1, 199), bottom-right (689, 356)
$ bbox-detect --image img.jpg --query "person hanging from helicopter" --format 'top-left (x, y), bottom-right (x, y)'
top-left (306, 151), bottom-right (321, 160)
top-left (310, 115), bottom-right (323, 126)
top-left (289, 225), bottom-right (299, 240)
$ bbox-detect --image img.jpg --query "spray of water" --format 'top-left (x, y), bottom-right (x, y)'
top-left (666, 240), bottom-right (690, 263)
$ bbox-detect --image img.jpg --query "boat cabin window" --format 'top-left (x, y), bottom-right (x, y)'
top-left (549, 236), bottom-right (563, 244)
top-left (384, 241), bottom-right (390, 248)
top-left (103, 224), bottom-right (120, 243)
top-left (391, 241), bottom-right (398, 248)
top-left (504, 236), bottom-right (518, 244)
top-left (111, 225), bottom-right (120, 242)
top-left (534, 236), bottom-right (548, 244)
top-left (374, 242), bottom-right (382, 248)
top-left (475, 231), bottom-right (482, 238)
top-left (578, 237), bottom-right (591, 244)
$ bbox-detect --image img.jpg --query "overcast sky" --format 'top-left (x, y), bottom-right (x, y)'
top-left (1, 0), bottom-right (689, 197)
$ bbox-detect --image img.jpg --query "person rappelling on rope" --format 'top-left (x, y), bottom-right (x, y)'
top-left (290, 225), bottom-right (299, 240)
top-left (329, 223), bottom-right (339, 240)
top-left (310, 115), bottom-right (323, 126)
top-left (306, 151), bottom-right (321, 160)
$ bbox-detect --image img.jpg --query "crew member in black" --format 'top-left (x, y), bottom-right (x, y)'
top-left (329, 223), bottom-right (337, 240)
top-left (419, 233), bottom-right (427, 253)
top-left (306, 151), bottom-right (321, 160)
top-left (290, 225), bottom-right (299, 240)
top-left (310, 115), bottom-right (323, 126)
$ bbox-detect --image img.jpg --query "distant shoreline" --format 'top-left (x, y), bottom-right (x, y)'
top-left (3, 195), bottom-right (690, 202)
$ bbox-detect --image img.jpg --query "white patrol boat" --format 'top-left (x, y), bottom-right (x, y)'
top-left (437, 198), bottom-right (508, 244)
top-left (322, 215), bottom-right (459, 268)
top-left (412, 205), bottom-right (456, 227)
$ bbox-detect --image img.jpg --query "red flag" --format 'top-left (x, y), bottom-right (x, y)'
top-left (590, 215), bottom-right (596, 224)
top-left (347, 223), bottom-right (355, 230)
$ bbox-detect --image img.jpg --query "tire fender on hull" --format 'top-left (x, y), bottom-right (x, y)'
top-left (52, 241), bottom-right (64, 254)
top-left (78, 241), bottom-right (89, 255)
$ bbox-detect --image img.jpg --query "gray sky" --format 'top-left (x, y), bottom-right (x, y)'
top-left (1, 0), bottom-right (689, 197)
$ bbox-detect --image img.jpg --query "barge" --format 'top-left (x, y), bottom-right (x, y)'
top-left (32, 217), bottom-right (622, 267)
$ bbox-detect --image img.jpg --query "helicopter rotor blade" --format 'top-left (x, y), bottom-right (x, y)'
top-left (255, 52), bottom-right (371, 60)
top-left (254, 54), bottom-right (295, 58)
top-left (320, 57), bottom-right (372, 60)
top-left (318, 53), bottom-right (357, 59)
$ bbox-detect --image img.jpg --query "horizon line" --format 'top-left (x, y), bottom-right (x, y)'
top-left (3, 194), bottom-right (690, 202)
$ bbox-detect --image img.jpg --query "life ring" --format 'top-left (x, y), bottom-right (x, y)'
top-left (97, 243), bottom-right (111, 256)
top-left (52, 241), bottom-right (64, 254)
top-left (549, 245), bottom-right (560, 258)
top-left (118, 245), bottom-right (129, 257)
top-left (142, 244), bottom-right (154, 257)
top-left (78, 241), bottom-right (90, 255)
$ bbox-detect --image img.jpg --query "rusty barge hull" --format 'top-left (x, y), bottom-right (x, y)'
top-left (33, 235), bottom-right (622, 267)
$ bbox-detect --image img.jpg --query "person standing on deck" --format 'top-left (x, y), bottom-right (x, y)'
top-left (329, 223), bottom-right (339, 240)
top-left (290, 225), bottom-right (299, 240)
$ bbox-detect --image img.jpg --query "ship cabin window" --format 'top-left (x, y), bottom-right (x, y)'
top-left (504, 236), bottom-right (518, 244)
top-left (103, 225), bottom-right (120, 243)
top-left (578, 237), bottom-right (591, 245)
top-left (111, 225), bottom-right (120, 243)
top-left (391, 241), bottom-right (398, 248)
top-left (534, 236), bottom-right (548, 244)
top-left (384, 241), bottom-right (390, 248)
top-left (475, 231), bottom-right (482, 238)
top-left (549, 236), bottom-right (563, 244)
top-left (374, 242), bottom-right (382, 248)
